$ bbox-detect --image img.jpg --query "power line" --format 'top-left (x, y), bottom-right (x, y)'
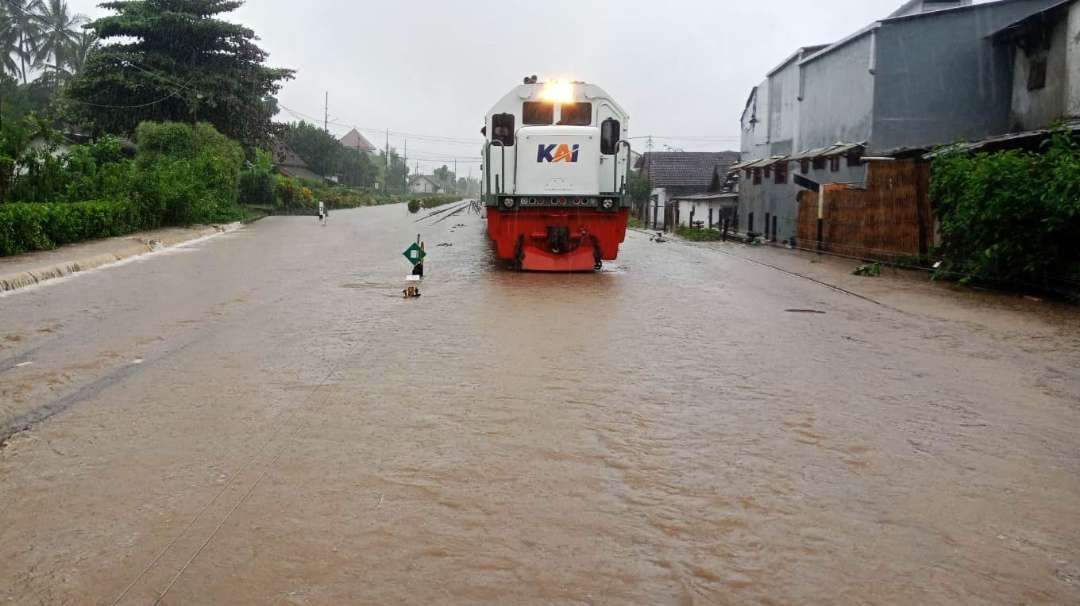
top-left (277, 103), bottom-right (482, 146)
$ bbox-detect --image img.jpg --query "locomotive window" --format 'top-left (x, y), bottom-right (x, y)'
top-left (522, 102), bottom-right (554, 125)
top-left (601, 118), bottom-right (621, 155)
top-left (491, 113), bottom-right (515, 146)
top-left (558, 103), bottom-right (592, 126)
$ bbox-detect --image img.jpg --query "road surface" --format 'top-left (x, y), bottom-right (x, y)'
top-left (2, 204), bottom-right (1079, 605)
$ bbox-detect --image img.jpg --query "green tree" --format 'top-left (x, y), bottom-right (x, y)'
top-left (66, 0), bottom-right (293, 147)
top-left (380, 148), bottom-right (408, 194)
top-left (64, 29), bottom-right (94, 77)
top-left (2, 0), bottom-right (43, 84)
top-left (0, 4), bottom-right (24, 79)
top-left (31, 0), bottom-right (83, 84)
top-left (432, 164), bottom-right (455, 190)
top-left (284, 121), bottom-right (340, 177)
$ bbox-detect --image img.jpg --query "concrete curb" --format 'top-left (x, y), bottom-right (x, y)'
top-left (0, 223), bottom-right (241, 295)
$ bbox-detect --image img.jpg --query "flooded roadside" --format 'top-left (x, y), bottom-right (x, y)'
top-left (1, 204), bottom-right (1078, 604)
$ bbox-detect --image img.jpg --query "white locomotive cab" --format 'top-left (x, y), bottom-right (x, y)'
top-left (482, 80), bottom-right (630, 206)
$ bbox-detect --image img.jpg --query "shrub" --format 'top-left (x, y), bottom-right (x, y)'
top-left (931, 128), bottom-right (1080, 289)
top-left (133, 121), bottom-right (244, 225)
top-left (239, 149), bottom-right (276, 206)
top-left (0, 200), bottom-right (137, 256)
top-left (676, 227), bottom-right (724, 241)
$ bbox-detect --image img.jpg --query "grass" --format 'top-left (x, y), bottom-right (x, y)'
top-left (676, 227), bottom-right (726, 242)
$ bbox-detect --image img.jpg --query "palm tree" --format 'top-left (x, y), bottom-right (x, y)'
top-left (3, 0), bottom-right (43, 83)
top-left (30, 0), bottom-right (82, 83)
top-left (0, 5), bottom-right (24, 80)
top-left (64, 29), bottom-right (94, 78)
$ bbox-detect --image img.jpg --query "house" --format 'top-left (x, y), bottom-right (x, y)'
top-left (671, 167), bottom-right (740, 229)
top-left (637, 152), bottom-right (740, 230)
top-left (995, 0), bottom-right (1080, 132)
top-left (408, 175), bottom-right (444, 194)
top-left (272, 141), bottom-right (327, 183)
top-left (733, 0), bottom-right (1068, 251)
top-left (340, 129), bottom-right (377, 154)
top-left (926, 0), bottom-right (1080, 155)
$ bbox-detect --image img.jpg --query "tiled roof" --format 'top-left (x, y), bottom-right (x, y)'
top-left (340, 129), bottom-right (377, 152)
top-left (638, 152), bottom-right (740, 190)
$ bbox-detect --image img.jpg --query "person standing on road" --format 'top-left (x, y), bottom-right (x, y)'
top-left (317, 200), bottom-right (326, 226)
top-left (412, 241), bottom-right (426, 278)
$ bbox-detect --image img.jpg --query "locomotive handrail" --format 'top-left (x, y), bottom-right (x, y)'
top-left (485, 140), bottom-right (507, 197)
top-left (511, 127), bottom-right (525, 194)
top-left (618, 140), bottom-right (633, 195)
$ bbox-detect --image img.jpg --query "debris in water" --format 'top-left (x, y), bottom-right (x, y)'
top-left (437, 242), bottom-right (453, 247)
top-left (14, 361), bottom-right (33, 368)
top-left (403, 286), bottom-right (421, 298)
top-left (853, 263), bottom-right (882, 277)
top-left (786, 309), bottom-right (826, 314)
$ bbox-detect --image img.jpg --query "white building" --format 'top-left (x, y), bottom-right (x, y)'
top-left (409, 175), bottom-right (444, 194)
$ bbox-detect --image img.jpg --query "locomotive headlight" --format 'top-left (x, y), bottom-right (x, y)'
top-left (539, 81), bottom-right (575, 104)
top-left (600, 198), bottom-right (616, 211)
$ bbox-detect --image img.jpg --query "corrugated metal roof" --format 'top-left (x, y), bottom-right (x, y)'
top-left (788, 143), bottom-right (865, 160)
top-left (672, 192), bottom-right (739, 201)
top-left (923, 120), bottom-right (1080, 158)
top-left (989, 0), bottom-right (1077, 40)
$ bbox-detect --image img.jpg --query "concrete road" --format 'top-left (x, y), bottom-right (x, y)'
top-left (2, 204), bottom-right (1079, 605)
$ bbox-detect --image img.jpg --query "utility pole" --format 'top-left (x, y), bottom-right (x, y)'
top-left (453, 159), bottom-right (458, 192)
top-left (323, 91), bottom-right (329, 132)
top-left (385, 129), bottom-right (390, 192)
top-left (646, 135), bottom-right (655, 229)
top-left (403, 136), bottom-right (408, 193)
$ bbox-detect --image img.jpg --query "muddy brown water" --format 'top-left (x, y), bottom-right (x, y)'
top-left (1, 204), bottom-right (1079, 604)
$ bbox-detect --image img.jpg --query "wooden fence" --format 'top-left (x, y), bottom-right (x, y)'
top-left (796, 160), bottom-right (933, 259)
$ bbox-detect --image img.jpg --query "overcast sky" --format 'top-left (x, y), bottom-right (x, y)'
top-left (64, 0), bottom-right (980, 173)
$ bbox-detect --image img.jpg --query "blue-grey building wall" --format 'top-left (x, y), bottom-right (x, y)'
top-left (869, 0), bottom-right (1063, 153)
top-left (738, 161), bottom-right (866, 243)
top-left (798, 33), bottom-right (876, 151)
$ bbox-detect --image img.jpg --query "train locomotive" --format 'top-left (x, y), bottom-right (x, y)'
top-left (481, 77), bottom-right (632, 271)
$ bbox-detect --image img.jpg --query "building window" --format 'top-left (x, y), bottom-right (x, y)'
top-left (764, 165), bottom-right (772, 179)
top-left (1028, 58), bottom-right (1047, 91)
top-left (745, 169), bottom-right (752, 179)
top-left (846, 152), bottom-right (862, 168)
top-left (753, 169), bottom-right (762, 185)
top-left (775, 161), bottom-right (788, 184)
top-left (812, 157), bottom-right (826, 171)
top-left (748, 212), bottom-right (754, 233)
top-left (829, 156), bottom-right (840, 172)
top-left (800, 159), bottom-right (810, 174)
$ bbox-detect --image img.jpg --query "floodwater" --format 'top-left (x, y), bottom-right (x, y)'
top-left (1, 203), bottom-right (1079, 605)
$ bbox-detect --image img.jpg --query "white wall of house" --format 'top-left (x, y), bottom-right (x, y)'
top-left (645, 187), bottom-right (668, 230)
top-left (409, 179), bottom-right (440, 194)
top-left (675, 200), bottom-right (737, 228)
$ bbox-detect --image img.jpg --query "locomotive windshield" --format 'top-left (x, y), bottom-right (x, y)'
top-left (558, 103), bottom-right (593, 126)
top-left (523, 102), bottom-right (554, 125)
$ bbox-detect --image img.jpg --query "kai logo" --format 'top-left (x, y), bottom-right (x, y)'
top-left (537, 144), bottom-right (580, 163)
